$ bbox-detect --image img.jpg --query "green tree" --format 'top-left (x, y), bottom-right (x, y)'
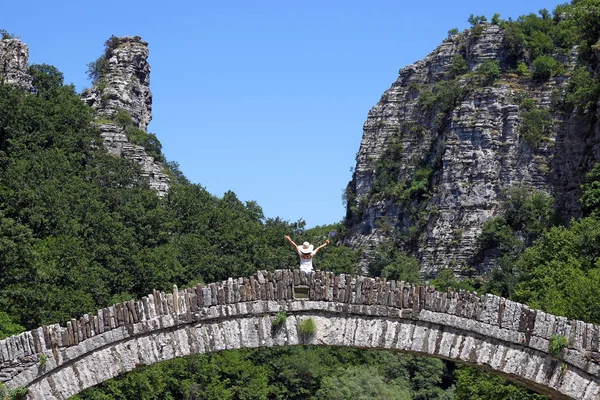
top-left (520, 106), bottom-right (553, 147)
top-left (369, 242), bottom-right (421, 282)
top-left (531, 55), bottom-right (563, 80)
top-left (477, 60), bottom-right (501, 84)
top-left (455, 366), bottom-right (546, 400)
top-left (571, 0), bottom-right (600, 51)
top-left (581, 163), bottom-right (600, 216)
top-left (316, 365), bottom-right (411, 400)
top-left (516, 61), bottom-right (529, 75)
top-left (565, 67), bottom-right (600, 113)
top-left (0, 30), bottom-right (14, 40)
top-left (86, 35), bottom-right (120, 84)
top-left (448, 28), bottom-right (460, 37)
top-left (450, 54), bottom-right (468, 77)
top-left (0, 311), bottom-right (24, 339)
top-left (514, 218), bottom-right (600, 323)
top-left (527, 30), bottom-right (554, 60)
top-left (468, 14), bottom-right (488, 26)
top-left (431, 268), bottom-right (475, 292)
top-left (502, 23), bottom-right (526, 66)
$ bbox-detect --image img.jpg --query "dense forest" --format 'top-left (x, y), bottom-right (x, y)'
top-left (3, 0), bottom-right (600, 399)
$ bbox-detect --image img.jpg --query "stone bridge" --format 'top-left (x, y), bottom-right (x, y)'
top-left (1, 270), bottom-right (600, 400)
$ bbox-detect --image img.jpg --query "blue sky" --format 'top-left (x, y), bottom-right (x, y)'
top-left (2, 0), bottom-right (566, 228)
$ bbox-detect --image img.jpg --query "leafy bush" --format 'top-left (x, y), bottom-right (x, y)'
top-left (431, 268), bottom-right (476, 292)
top-left (29, 64), bottom-right (65, 98)
top-left (125, 126), bottom-right (163, 162)
top-left (565, 67), bottom-right (600, 113)
top-left (477, 187), bottom-right (555, 287)
top-left (86, 35), bottom-right (120, 84)
top-left (417, 88), bottom-right (436, 113)
top-left (468, 14), bottom-right (487, 26)
top-left (316, 365), bottom-right (412, 400)
top-left (502, 24), bottom-right (526, 66)
top-left (450, 54), bottom-right (468, 77)
top-left (477, 60), bottom-right (501, 84)
top-left (513, 217), bottom-right (600, 323)
top-left (111, 109), bottom-right (164, 162)
top-left (371, 146), bottom-right (434, 205)
top-left (370, 134), bottom-right (405, 199)
top-left (549, 335), bottom-right (569, 357)
top-left (0, 384), bottom-right (28, 400)
top-left (39, 353), bottom-right (48, 367)
top-left (516, 61), bottom-right (529, 76)
top-left (114, 109), bottom-right (132, 128)
top-left (470, 24), bottom-right (486, 40)
top-left (433, 79), bottom-right (467, 130)
top-left (531, 55), bottom-right (563, 81)
top-left (369, 242), bottom-right (421, 283)
top-left (401, 167), bottom-right (433, 201)
top-left (478, 217), bottom-right (519, 254)
top-left (580, 163), bottom-right (600, 216)
top-left (527, 30), bottom-right (554, 60)
top-left (0, 311), bottom-right (25, 339)
top-left (571, 0), bottom-right (600, 52)
top-left (447, 28), bottom-right (459, 37)
top-left (467, 14), bottom-right (488, 39)
top-left (272, 311), bottom-right (287, 327)
top-left (500, 4), bottom-right (578, 68)
top-left (298, 318), bottom-right (317, 336)
top-left (520, 106), bottom-right (553, 147)
top-left (0, 29), bottom-right (14, 40)
top-left (502, 188), bottom-right (555, 238)
top-left (454, 365), bottom-right (547, 400)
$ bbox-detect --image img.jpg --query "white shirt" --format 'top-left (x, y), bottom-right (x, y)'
top-left (298, 250), bottom-right (316, 272)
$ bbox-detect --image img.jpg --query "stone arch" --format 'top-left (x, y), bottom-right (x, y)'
top-left (1, 270), bottom-right (600, 399)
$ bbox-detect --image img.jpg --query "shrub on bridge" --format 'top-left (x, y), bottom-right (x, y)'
top-left (298, 318), bottom-right (317, 338)
top-left (549, 335), bottom-right (569, 357)
top-left (272, 311), bottom-right (287, 328)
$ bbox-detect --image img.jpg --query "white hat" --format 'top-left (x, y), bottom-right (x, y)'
top-left (300, 241), bottom-right (314, 254)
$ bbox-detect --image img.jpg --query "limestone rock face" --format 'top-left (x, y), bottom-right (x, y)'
top-left (82, 36), bottom-right (169, 196)
top-left (345, 24), bottom-right (576, 276)
top-left (99, 123), bottom-right (170, 194)
top-left (82, 36), bottom-right (152, 130)
top-left (0, 38), bottom-right (32, 89)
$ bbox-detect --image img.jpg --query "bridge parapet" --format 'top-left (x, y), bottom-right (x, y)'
top-left (1, 270), bottom-right (600, 399)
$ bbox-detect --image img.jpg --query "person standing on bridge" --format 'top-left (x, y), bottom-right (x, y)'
top-left (284, 235), bottom-right (329, 272)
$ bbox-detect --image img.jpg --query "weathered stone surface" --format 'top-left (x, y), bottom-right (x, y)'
top-left (344, 23), bottom-right (581, 276)
top-left (1, 270), bottom-right (599, 399)
top-left (81, 36), bottom-right (170, 197)
top-left (0, 38), bottom-right (32, 89)
top-left (81, 36), bottom-right (152, 130)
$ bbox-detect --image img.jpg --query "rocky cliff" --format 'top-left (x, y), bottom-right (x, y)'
top-left (345, 22), bottom-right (594, 277)
top-left (0, 35), bottom-right (169, 196)
top-left (81, 36), bottom-right (169, 196)
top-left (0, 38), bottom-right (32, 89)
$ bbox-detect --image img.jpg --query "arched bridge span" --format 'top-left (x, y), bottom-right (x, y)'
top-left (1, 270), bottom-right (600, 399)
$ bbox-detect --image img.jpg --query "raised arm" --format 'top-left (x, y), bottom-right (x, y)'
top-left (313, 239), bottom-right (330, 254)
top-left (284, 235), bottom-right (299, 250)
